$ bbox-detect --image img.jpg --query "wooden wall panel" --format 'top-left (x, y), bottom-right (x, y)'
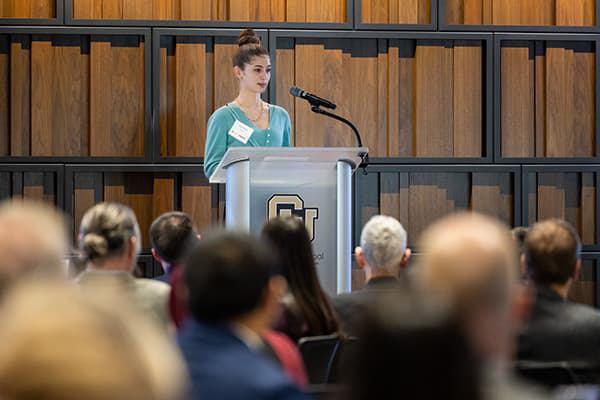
top-left (362, 0), bottom-right (431, 24)
top-left (160, 37), bottom-right (238, 158)
top-left (10, 38), bottom-right (30, 156)
top-left (530, 172), bottom-right (597, 246)
top-left (501, 41), bottom-right (596, 159)
top-left (446, 0), bottom-right (594, 26)
top-left (0, 39), bottom-right (8, 156)
top-left (90, 39), bottom-right (144, 157)
top-left (71, 0), bottom-right (346, 22)
top-left (0, 0), bottom-right (55, 18)
top-left (31, 39), bottom-right (89, 156)
top-left (569, 258), bottom-right (597, 307)
top-left (277, 38), bottom-right (486, 159)
top-left (181, 172), bottom-right (215, 231)
top-left (357, 170), bottom-right (516, 247)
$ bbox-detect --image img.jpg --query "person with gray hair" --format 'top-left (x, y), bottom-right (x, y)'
top-left (76, 203), bottom-right (171, 330)
top-left (332, 215), bottom-right (411, 336)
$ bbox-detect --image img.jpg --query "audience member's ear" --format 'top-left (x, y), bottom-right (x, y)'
top-left (355, 247), bottom-right (367, 268)
top-left (573, 259), bottom-right (582, 281)
top-left (400, 248), bottom-right (412, 268)
top-left (151, 248), bottom-right (163, 263)
top-left (127, 236), bottom-right (137, 260)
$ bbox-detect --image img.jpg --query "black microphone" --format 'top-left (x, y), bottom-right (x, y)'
top-left (289, 86), bottom-right (336, 110)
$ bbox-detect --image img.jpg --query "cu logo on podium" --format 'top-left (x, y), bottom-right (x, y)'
top-left (267, 195), bottom-right (319, 241)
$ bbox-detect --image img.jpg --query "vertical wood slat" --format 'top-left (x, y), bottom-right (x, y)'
top-left (213, 42), bottom-right (237, 111)
top-left (11, 38), bottom-right (31, 156)
top-left (471, 172), bottom-right (513, 225)
top-left (286, 0), bottom-right (306, 22)
top-left (123, 0), bottom-right (152, 19)
top-left (0, 44), bottom-right (8, 156)
top-left (580, 172), bottom-right (596, 245)
top-left (160, 47), bottom-right (169, 156)
top-left (13, 0), bottom-right (30, 17)
top-left (294, 43), bottom-right (320, 146)
top-left (73, 0), bottom-right (100, 19)
top-left (537, 172), bottom-right (566, 221)
top-left (395, 40), bottom-right (413, 157)
top-left (182, 0), bottom-right (211, 20)
top-left (569, 259), bottom-right (596, 306)
top-left (415, 41), bottom-right (453, 157)
top-left (229, 0), bottom-right (251, 20)
top-left (463, 0), bottom-right (481, 24)
top-left (174, 42), bottom-right (205, 157)
top-left (556, 0), bottom-right (595, 26)
top-left (90, 39), bottom-right (144, 157)
top-left (377, 40), bottom-right (388, 158)
top-left (73, 172), bottom-right (102, 241)
top-left (453, 41), bottom-right (482, 157)
top-left (152, 174), bottom-right (175, 217)
top-left (535, 42), bottom-right (546, 157)
top-left (31, 40), bottom-right (89, 156)
top-left (271, 0), bottom-right (286, 20)
top-left (379, 172), bottom-right (409, 227)
top-left (276, 47), bottom-right (295, 145)
top-left (181, 172), bottom-right (214, 231)
top-left (30, 0), bottom-right (54, 18)
top-left (104, 173), bottom-right (153, 248)
top-left (321, 45), bottom-right (346, 146)
top-left (501, 44), bottom-right (535, 157)
top-left (102, 0), bottom-right (123, 18)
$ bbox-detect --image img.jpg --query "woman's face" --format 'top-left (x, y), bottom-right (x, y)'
top-left (236, 55), bottom-right (271, 93)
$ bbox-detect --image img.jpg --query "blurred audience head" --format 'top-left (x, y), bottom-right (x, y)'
top-left (0, 282), bottom-right (187, 400)
top-left (524, 219), bottom-right (581, 291)
top-left (0, 200), bottom-right (68, 298)
top-left (78, 203), bottom-right (141, 272)
top-left (416, 212), bottom-right (522, 362)
top-left (150, 211), bottom-right (199, 265)
top-left (341, 290), bottom-right (481, 400)
top-left (261, 216), bottom-right (340, 336)
top-left (185, 231), bottom-right (284, 331)
top-left (356, 215), bottom-right (411, 281)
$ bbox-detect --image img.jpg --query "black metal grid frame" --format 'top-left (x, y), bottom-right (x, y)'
top-left (151, 28), bottom-right (269, 164)
top-left (0, 26), bottom-right (154, 164)
top-left (494, 34), bottom-right (600, 164)
top-left (438, 0), bottom-right (600, 33)
top-left (64, 163), bottom-right (208, 251)
top-left (64, 0), bottom-right (354, 29)
top-left (269, 30), bottom-right (494, 164)
top-left (0, 0), bottom-right (64, 25)
top-left (521, 165), bottom-right (600, 251)
top-left (0, 163), bottom-right (65, 209)
top-left (353, 164), bottom-right (522, 249)
top-left (353, 0), bottom-right (437, 31)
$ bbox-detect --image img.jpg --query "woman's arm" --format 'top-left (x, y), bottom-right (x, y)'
top-left (203, 112), bottom-right (229, 178)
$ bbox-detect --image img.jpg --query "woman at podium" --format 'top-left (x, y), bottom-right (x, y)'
top-left (203, 29), bottom-right (291, 178)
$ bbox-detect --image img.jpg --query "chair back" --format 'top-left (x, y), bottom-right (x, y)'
top-left (298, 334), bottom-right (340, 384)
top-left (327, 336), bottom-right (359, 384)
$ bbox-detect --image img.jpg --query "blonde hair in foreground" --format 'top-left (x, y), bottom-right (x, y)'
top-left (0, 282), bottom-right (187, 400)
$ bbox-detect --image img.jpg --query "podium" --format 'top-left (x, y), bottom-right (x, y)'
top-left (209, 147), bottom-right (368, 295)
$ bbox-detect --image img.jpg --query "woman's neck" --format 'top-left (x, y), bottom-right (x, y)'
top-left (235, 89), bottom-right (262, 108)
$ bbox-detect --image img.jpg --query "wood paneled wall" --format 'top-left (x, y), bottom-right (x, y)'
top-left (72, 0), bottom-right (346, 22)
top-left (71, 170), bottom-right (219, 249)
top-left (357, 169), bottom-right (515, 246)
top-left (0, 0), bottom-right (55, 18)
top-left (276, 37), bottom-right (486, 158)
top-left (0, 34), bottom-right (145, 157)
top-left (159, 36), bottom-right (239, 157)
top-left (446, 0), bottom-right (595, 26)
top-left (526, 171), bottom-right (597, 247)
top-left (0, 170), bottom-right (58, 204)
top-left (361, 0), bottom-right (430, 24)
top-left (501, 40), bottom-right (596, 158)
top-left (570, 257), bottom-right (598, 307)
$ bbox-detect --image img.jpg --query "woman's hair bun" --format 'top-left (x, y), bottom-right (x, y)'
top-left (82, 232), bottom-right (109, 261)
top-left (238, 29), bottom-right (261, 47)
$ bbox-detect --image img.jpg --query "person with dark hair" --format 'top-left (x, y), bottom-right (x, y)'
top-left (339, 291), bottom-right (482, 400)
top-left (150, 211), bottom-right (199, 283)
top-left (177, 232), bottom-right (308, 400)
top-left (203, 28), bottom-right (291, 178)
top-left (150, 211), bottom-right (200, 328)
top-left (332, 215), bottom-right (411, 336)
top-left (262, 216), bottom-right (341, 342)
top-left (77, 203), bottom-right (171, 330)
top-left (517, 219), bottom-right (600, 366)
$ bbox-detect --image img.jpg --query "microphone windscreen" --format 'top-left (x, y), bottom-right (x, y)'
top-left (289, 86), bottom-right (302, 97)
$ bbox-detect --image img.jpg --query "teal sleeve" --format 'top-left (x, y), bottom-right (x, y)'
top-left (203, 112), bottom-right (230, 178)
top-left (282, 110), bottom-right (291, 147)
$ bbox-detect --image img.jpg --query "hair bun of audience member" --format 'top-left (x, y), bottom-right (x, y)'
top-left (238, 29), bottom-right (260, 47)
top-left (82, 233), bottom-right (109, 261)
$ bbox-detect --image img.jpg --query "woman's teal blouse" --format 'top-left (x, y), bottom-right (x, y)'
top-left (203, 103), bottom-right (291, 177)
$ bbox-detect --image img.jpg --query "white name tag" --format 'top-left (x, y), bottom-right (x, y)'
top-left (228, 120), bottom-right (254, 144)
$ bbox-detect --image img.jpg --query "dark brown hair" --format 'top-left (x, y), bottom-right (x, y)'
top-left (233, 29), bottom-right (268, 69)
top-left (525, 219), bottom-right (581, 285)
top-left (261, 217), bottom-right (340, 337)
